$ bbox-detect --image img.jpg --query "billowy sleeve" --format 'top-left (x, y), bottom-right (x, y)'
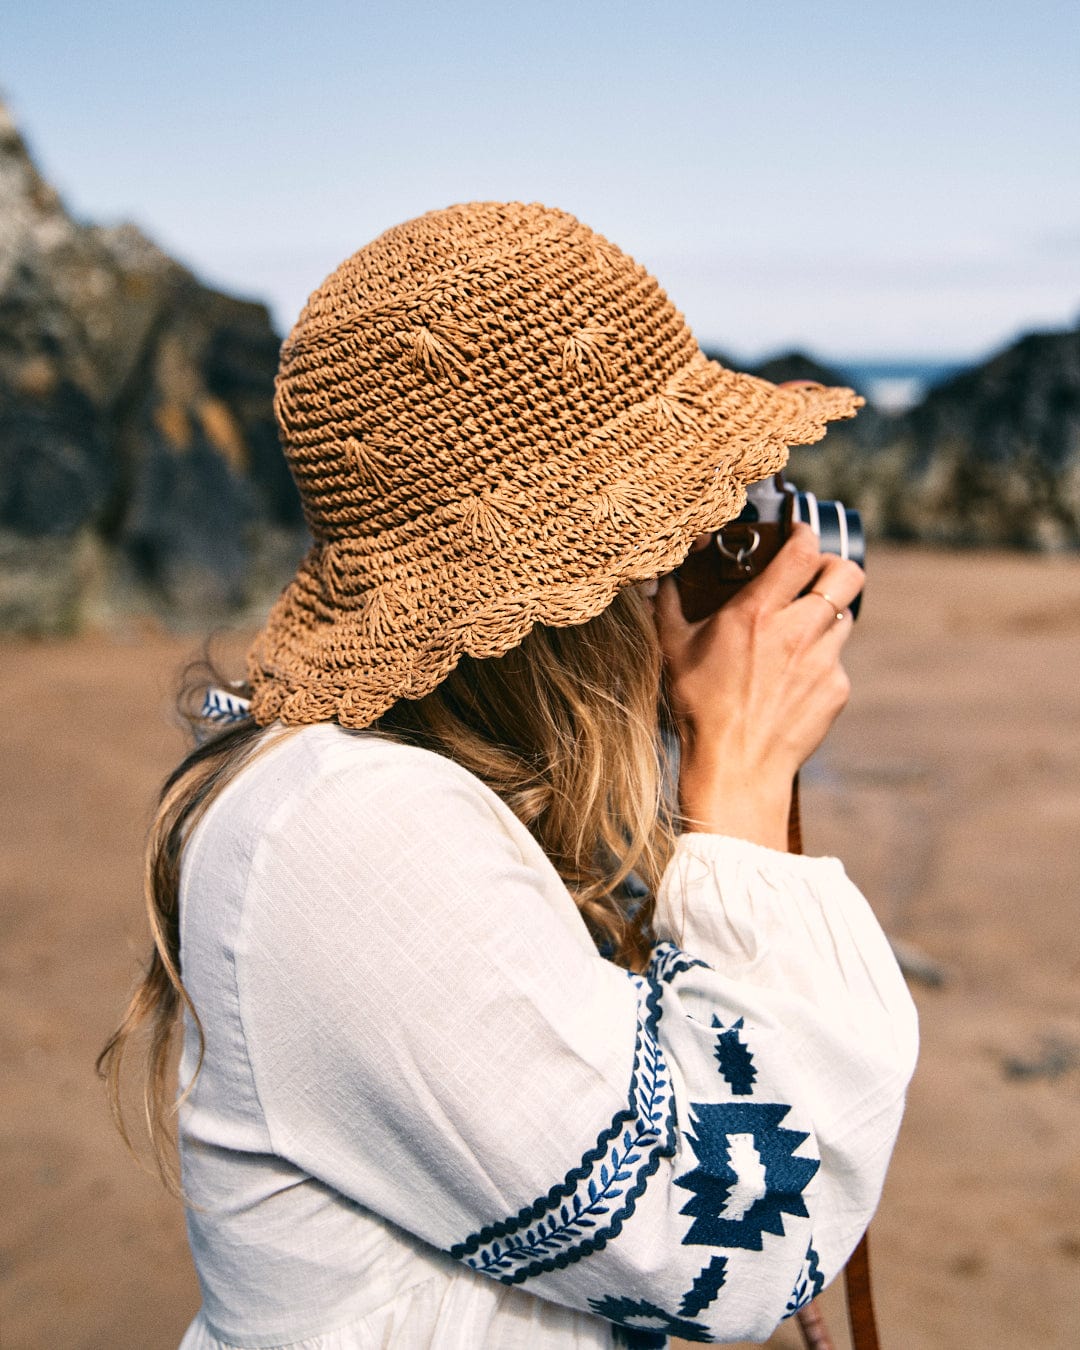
top-left (232, 741), bottom-right (917, 1344)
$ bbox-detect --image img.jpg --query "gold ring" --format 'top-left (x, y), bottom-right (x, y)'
top-left (808, 588), bottom-right (846, 622)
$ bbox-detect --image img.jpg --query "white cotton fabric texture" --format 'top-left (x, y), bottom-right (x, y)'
top-left (176, 723), bottom-right (918, 1350)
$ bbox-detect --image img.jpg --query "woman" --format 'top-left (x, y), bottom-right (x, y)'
top-left (101, 201), bottom-right (917, 1348)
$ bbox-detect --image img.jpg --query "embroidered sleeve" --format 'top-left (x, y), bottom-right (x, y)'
top-left (234, 741), bottom-right (917, 1345)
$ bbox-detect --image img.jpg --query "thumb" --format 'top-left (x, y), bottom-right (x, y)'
top-left (653, 575), bottom-right (696, 656)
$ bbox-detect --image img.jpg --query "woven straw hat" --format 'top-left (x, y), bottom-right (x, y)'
top-left (247, 201), bottom-right (861, 729)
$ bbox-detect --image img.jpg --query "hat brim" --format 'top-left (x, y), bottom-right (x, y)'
top-left (247, 358), bottom-right (862, 729)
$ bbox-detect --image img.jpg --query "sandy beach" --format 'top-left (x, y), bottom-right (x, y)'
top-left (2, 544), bottom-right (1078, 1350)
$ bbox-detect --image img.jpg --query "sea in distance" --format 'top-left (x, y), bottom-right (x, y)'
top-left (834, 359), bottom-right (969, 413)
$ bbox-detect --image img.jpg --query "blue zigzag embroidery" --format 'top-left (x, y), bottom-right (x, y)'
top-left (649, 941), bottom-right (709, 985)
top-left (676, 1101), bottom-right (820, 1250)
top-left (784, 1240), bottom-right (825, 1317)
top-left (712, 1015), bottom-right (757, 1095)
top-left (448, 968), bottom-right (677, 1284)
top-left (589, 1294), bottom-right (711, 1345)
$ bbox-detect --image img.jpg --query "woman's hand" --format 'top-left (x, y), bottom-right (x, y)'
top-left (653, 524), bottom-right (864, 849)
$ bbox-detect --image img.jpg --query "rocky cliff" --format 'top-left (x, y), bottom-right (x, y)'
top-left (890, 325), bottom-right (1080, 549)
top-left (0, 99), bottom-right (304, 633)
top-left (2, 97), bottom-right (1078, 635)
top-left (737, 331), bottom-right (1080, 552)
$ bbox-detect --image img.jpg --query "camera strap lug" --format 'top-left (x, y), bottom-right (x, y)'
top-left (714, 527), bottom-right (761, 573)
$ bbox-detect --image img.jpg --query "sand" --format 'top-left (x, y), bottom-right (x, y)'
top-left (2, 546), bottom-right (1078, 1350)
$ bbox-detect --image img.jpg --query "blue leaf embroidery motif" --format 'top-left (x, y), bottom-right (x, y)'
top-left (199, 687), bottom-right (251, 725)
top-left (448, 969), bottom-right (677, 1283)
top-left (784, 1240), bottom-right (825, 1317)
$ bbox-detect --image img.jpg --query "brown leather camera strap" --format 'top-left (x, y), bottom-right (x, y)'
top-left (788, 772), bottom-right (804, 855)
top-left (844, 1232), bottom-right (880, 1350)
top-left (790, 777), bottom-right (881, 1350)
top-left (676, 521), bottom-right (883, 1349)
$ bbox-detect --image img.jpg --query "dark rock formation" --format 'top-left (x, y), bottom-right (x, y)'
top-left (2, 95), bottom-right (1078, 637)
top-left (751, 350), bottom-right (851, 390)
top-left (891, 326), bottom-right (1080, 549)
top-left (702, 350), bottom-right (902, 540)
top-left (0, 99), bottom-right (304, 633)
top-left (734, 334), bottom-right (1080, 551)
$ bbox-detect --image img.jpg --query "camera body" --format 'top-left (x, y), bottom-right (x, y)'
top-left (674, 472), bottom-right (864, 622)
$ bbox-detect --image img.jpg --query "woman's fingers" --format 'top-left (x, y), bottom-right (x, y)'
top-left (655, 522), bottom-right (863, 779)
top-left (728, 523), bottom-right (825, 612)
top-left (798, 553), bottom-right (865, 631)
top-left (656, 531), bottom-right (865, 661)
top-left (725, 524), bottom-right (865, 623)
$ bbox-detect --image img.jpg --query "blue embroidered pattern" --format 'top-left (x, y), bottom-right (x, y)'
top-left (649, 941), bottom-right (709, 985)
top-left (200, 687), bottom-right (252, 725)
top-left (678, 1254), bottom-right (728, 1318)
top-left (711, 1015), bottom-right (757, 1095)
top-left (611, 1328), bottom-right (667, 1350)
top-left (784, 1240), bottom-right (825, 1316)
top-left (676, 1101), bottom-right (819, 1250)
top-left (589, 1294), bottom-right (711, 1344)
top-left (449, 968), bottom-right (677, 1284)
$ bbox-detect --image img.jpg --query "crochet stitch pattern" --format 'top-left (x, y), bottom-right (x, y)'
top-left (248, 201), bottom-right (862, 729)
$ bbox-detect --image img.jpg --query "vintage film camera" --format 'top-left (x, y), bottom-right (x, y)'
top-left (674, 471), bottom-right (865, 622)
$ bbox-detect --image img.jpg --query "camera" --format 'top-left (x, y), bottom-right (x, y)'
top-left (674, 472), bottom-right (864, 622)
top-left (744, 472), bottom-right (865, 573)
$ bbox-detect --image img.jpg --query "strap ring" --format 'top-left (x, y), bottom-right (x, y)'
top-left (715, 528), bottom-right (761, 575)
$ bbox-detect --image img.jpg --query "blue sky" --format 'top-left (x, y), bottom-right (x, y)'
top-left (4, 0), bottom-right (1078, 360)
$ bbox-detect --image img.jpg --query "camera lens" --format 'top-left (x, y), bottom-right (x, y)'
top-left (794, 493), bottom-right (865, 618)
top-left (794, 493), bottom-right (865, 569)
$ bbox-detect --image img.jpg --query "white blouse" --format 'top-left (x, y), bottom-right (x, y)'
top-left (176, 723), bottom-right (917, 1350)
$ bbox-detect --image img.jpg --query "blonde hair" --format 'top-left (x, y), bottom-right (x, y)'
top-left (98, 585), bottom-right (677, 1192)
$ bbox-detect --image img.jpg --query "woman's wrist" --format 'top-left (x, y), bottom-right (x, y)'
top-left (677, 749), bottom-right (793, 851)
